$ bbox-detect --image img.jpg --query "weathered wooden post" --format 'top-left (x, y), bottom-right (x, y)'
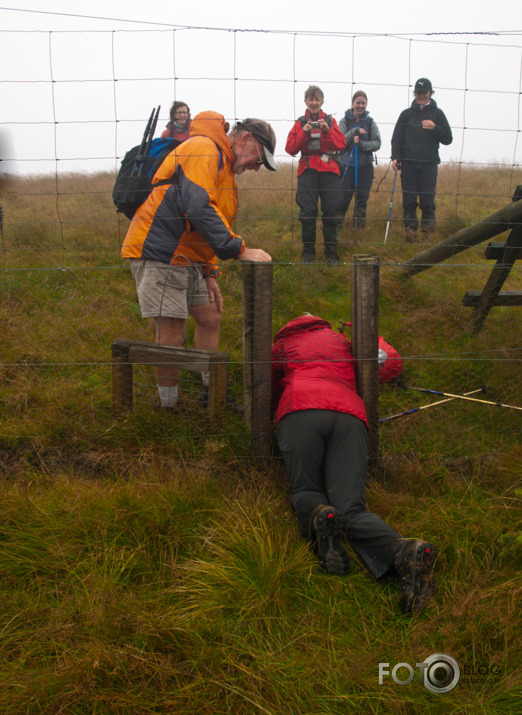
top-left (351, 255), bottom-right (380, 461)
top-left (112, 340), bottom-right (133, 415)
top-left (242, 262), bottom-right (273, 461)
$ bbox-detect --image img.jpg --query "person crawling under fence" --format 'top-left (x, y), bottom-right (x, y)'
top-left (271, 314), bottom-right (438, 615)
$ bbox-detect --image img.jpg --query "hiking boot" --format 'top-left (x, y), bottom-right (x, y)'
top-left (154, 400), bottom-right (184, 415)
top-left (301, 253), bottom-right (315, 264)
top-left (198, 385), bottom-right (209, 408)
top-left (353, 208), bottom-right (366, 230)
top-left (405, 227), bottom-right (417, 243)
top-left (393, 539), bottom-right (438, 614)
top-left (311, 505), bottom-right (350, 575)
top-left (198, 386), bottom-right (243, 414)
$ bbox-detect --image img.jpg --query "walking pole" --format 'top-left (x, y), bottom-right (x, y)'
top-left (384, 170), bottom-right (398, 244)
top-left (379, 388), bottom-right (485, 423)
top-left (354, 144), bottom-right (358, 222)
top-left (132, 106), bottom-right (156, 177)
top-left (410, 387), bottom-right (522, 412)
top-left (137, 105), bottom-right (161, 177)
top-left (341, 144), bottom-right (356, 181)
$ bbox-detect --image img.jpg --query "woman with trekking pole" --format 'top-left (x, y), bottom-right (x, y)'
top-left (338, 91), bottom-right (381, 231)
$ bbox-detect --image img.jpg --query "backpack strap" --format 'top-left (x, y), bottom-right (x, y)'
top-left (299, 114), bottom-right (334, 167)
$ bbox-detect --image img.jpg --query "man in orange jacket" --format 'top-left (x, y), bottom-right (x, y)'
top-left (121, 112), bottom-right (276, 410)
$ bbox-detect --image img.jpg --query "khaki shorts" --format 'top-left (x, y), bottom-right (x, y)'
top-left (129, 259), bottom-right (211, 319)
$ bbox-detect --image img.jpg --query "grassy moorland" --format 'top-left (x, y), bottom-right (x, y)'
top-left (0, 164), bottom-right (520, 713)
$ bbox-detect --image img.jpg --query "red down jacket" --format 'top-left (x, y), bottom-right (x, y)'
top-left (271, 315), bottom-right (368, 427)
top-left (285, 110), bottom-right (345, 177)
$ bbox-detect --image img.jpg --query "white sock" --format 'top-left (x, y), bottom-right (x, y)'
top-left (157, 385), bottom-right (178, 407)
top-left (201, 371), bottom-right (210, 387)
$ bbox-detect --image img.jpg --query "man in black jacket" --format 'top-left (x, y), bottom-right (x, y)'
top-left (391, 78), bottom-right (452, 240)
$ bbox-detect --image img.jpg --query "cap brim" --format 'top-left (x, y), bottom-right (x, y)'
top-left (261, 145), bottom-right (277, 171)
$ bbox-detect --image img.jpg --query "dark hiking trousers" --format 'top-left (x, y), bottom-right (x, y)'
top-left (296, 169), bottom-right (341, 259)
top-left (400, 162), bottom-right (438, 230)
top-left (276, 409), bottom-right (401, 580)
top-left (338, 163), bottom-right (374, 228)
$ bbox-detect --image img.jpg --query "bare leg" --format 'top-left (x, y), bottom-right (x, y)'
top-left (154, 302), bottom-right (221, 400)
top-left (191, 301), bottom-right (222, 399)
top-left (154, 316), bottom-right (186, 387)
top-left (191, 301), bottom-right (222, 351)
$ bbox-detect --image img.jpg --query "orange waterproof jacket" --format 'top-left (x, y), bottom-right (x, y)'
top-left (121, 111), bottom-right (245, 278)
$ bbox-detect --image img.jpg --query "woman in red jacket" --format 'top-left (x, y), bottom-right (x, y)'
top-left (271, 315), bottom-right (438, 615)
top-left (285, 86), bottom-right (345, 264)
top-left (161, 101), bottom-right (192, 142)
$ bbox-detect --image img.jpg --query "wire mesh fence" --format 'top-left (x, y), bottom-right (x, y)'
top-left (0, 245), bottom-right (520, 475)
top-left (0, 21), bottom-right (521, 476)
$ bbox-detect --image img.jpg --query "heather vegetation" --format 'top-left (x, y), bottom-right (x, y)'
top-left (0, 164), bottom-right (520, 712)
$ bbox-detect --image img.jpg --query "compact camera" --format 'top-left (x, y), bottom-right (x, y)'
top-left (309, 121), bottom-right (321, 129)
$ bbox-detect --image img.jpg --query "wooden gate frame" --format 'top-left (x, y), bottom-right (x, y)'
top-left (463, 186), bottom-right (522, 334)
top-left (112, 339), bottom-right (228, 423)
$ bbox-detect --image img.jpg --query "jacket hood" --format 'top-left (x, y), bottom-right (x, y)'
top-left (190, 111), bottom-right (234, 163)
top-left (273, 315), bottom-right (332, 343)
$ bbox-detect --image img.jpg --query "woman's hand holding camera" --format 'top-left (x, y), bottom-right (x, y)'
top-left (318, 118), bottom-right (329, 133)
top-left (304, 118), bottom-right (329, 133)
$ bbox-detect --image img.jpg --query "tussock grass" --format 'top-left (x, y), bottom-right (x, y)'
top-left (0, 167), bottom-right (521, 711)
top-left (0, 474), bottom-right (519, 712)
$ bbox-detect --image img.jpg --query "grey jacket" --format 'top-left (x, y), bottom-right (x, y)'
top-left (339, 110), bottom-right (381, 169)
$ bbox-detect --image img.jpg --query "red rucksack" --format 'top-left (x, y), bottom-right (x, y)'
top-left (339, 322), bottom-right (403, 384)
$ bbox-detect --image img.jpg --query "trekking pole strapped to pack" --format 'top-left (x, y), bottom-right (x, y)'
top-left (136, 106), bottom-right (161, 177)
top-left (132, 106), bottom-right (157, 177)
top-left (113, 106), bottom-right (181, 219)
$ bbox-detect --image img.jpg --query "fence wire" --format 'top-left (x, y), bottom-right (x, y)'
top-left (0, 21), bottom-right (521, 474)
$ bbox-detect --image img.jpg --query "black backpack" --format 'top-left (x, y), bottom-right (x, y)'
top-left (112, 106), bottom-right (181, 219)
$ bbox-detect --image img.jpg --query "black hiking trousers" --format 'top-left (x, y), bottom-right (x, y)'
top-left (296, 169), bottom-right (341, 259)
top-left (338, 163), bottom-right (374, 228)
top-left (400, 162), bottom-right (438, 230)
top-left (276, 409), bottom-right (402, 580)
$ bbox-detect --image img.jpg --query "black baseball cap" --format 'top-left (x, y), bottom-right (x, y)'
top-left (414, 78), bottom-right (433, 93)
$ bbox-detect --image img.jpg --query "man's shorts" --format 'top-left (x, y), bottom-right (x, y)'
top-left (129, 259), bottom-right (211, 319)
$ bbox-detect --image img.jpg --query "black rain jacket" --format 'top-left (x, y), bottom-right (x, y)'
top-left (391, 99), bottom-right (452, 167)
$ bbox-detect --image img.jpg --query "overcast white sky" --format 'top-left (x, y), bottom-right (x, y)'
top-left (1, 1), bottom-right (521, 174)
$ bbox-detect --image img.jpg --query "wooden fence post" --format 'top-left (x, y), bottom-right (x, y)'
top-left (351, 255), bottom-right (380, 461)
top-left (112, 340), bottom-right (133, 415)
top-left (242, 262), bottom-right (273, 461)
